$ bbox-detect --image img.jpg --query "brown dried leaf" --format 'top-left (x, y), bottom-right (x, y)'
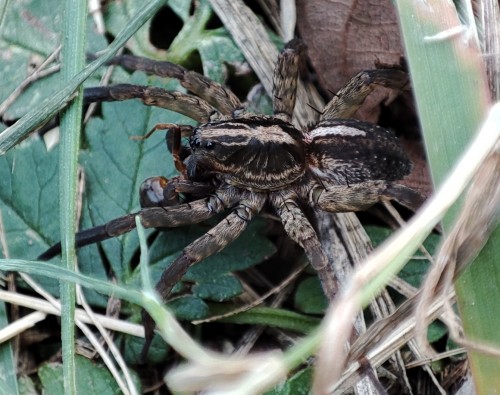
top-left (296, 0), bottom-right (404, 92)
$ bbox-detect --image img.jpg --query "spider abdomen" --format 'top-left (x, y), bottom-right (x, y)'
top-left (307, 119), bottom-right (411, 184)
top-left (187, 116), bottom-right (307, 191)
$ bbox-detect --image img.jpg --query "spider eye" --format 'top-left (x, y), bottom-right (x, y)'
top-left (189, 135), bottom-right (202, 149)
top-left (205, 141), bottom-right (215, 150)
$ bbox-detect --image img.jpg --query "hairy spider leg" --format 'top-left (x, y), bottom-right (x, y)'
top-left (272, 39), bottom-right (304, 122)
top-left (320, 69), bottom-right (409, 120)
top-left (105, 55), bottom-right (242, 116)
top-left (84, 85), bottom-right (218, 123)
top-left (270, 191), bottom-right (338, 300)
top-left (38, 185), bottom-right (239, 261)
top-left (312, 181), bottom-right (425, 214)
top-left (141, 191), bottom-right (266, 358)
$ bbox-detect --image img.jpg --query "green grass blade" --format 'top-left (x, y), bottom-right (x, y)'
top-left (58, 1), bottom-right (87, 393)
top-left (395, 0), bottom-right (500, 390)
top-left (0, 259), bottom-right (143, 305)
top-left (0, 300), bottom-right (19, 395)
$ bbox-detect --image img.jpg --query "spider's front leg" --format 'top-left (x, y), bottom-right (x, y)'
top-left (141, 191), bottom-right (266, 355)
top-left (85, 54), bottom-right (244, 124)
top-left (104, 55), bottom-right (242, 116)
top-left (153, 191), bottom-right (266, 300)
top-left (84, 85), bottom-right (218, 123)
top-left (38, 185), bottom-right (238, 261)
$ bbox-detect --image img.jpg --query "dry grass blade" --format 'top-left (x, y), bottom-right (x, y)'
top-left (416, 138), bottom-right (500, 355)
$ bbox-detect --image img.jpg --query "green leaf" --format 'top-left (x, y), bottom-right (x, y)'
top-left (17, 375), bottom-right (36, 395)
top-left (185, 219), bottom-right (276, 279)
top-left (168, 294), bottom-right (209, 320)
top-left (102, 0), bottom-right (161, 59)
top-left (197, 31), bottom-right (245, 82)
top-left (427, 320), bottom-right (447, 343)
top-left (294, 276), bottom-right (328, 315)
top-left (0, 0), bottom-right (106, 121)
top-left (266, 367), bottom-right (313, 395)
top-left (168, 0), bottom-right (194, 21)
top-left (0, 138), bottom-right (58, 259)
top-left (192, 273), bottom-right (243, 301)
top-left (121, 332), bottom-right (169, 365)
top-left (38, 355), bottom-right (121, 395)
top-left (0, 138), bottom-right (108, 300)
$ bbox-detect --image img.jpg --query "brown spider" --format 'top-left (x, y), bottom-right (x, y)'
top-left (40, 40), bottom-right (422, 341)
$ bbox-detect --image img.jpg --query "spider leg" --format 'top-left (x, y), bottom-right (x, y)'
top-left (320, 69), bottom-right (409, 120)
top-left (270, 193), bottom-right (338, 299)
top-left (38, 186), bottom-right (239, 261)
top-left (312, 181), bottom-right (424, 213)
top-left (272, 39), bottom-right (304, 122)
top-left (142, 192), bottom-right (266, 355)
top-left (139, 176), bottom-right (215, 208)
top-left (104, 55), bottom-right (243, 116)
top-left (154, 192), bottom-right (266, 300)
top-left (84, 84), bottom-right (217, 123)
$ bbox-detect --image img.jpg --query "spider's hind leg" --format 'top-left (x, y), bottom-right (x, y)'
top-left (272, 39), bottom-right (305, 122)
top-left (320, 69), bottom-right (409, 120)
top-left (313, 181), bottom-right (425, 214)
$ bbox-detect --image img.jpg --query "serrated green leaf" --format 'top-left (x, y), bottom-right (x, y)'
top-left (168, 0), bottom-right (193, 21)
top-left (38, 355), bottom-right (121, 395)
top-left (131, 218), bottom-right (275, 304)
top-left (185, 219), bottom-right (276, 279)
top-left (1, 0), bottom-right (62, 56)
top-left (0, 0), bottom-right (106, 121)
top-left (294, 276), bottom-right (327, 315)
top-left (121, 332), bottom-right (169, 365)
top-left (0, 137), bottom-right (108, 298)
top-left (197, 31), bottom-right (245, 82)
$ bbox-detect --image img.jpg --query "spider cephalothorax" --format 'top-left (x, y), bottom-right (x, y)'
top-left (40, 40), bottom-right (423, 346)
top-left (187, 116), bottom-right (306, 190)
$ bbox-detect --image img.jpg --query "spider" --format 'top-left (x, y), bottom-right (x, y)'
top-left (40, 39), bottom-right (422, 341)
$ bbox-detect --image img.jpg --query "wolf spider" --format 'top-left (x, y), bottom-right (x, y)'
top-left (41, 40), bottom-right (422, 342)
